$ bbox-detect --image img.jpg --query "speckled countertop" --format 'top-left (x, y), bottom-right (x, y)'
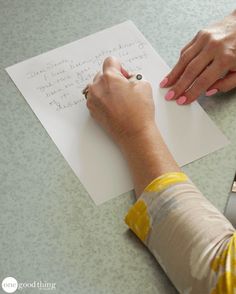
top-left (0, 1), bottom-right (236, 293)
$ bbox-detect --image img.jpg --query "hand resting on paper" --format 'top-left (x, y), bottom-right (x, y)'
top-left (160, 9), bottom-right (236, 105)
top-left (85, 56), bottom-right (236, 293)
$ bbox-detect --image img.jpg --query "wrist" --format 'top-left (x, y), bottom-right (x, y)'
top-left (117, 124), bottom-right (159, 151)
top-left (118, 123), bottom-right (180, 197)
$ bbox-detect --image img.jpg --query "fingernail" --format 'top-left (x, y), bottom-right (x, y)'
top-left (165, 90), bottom-right (175, 100)
top-left (177, 96), bottom-right (187, 105)
top-left (160, 77), bottom-right (168, 88)
top-left (205, 88), bottom-right (218, 96)
top-left (121, 67), bottom-right (129, 78)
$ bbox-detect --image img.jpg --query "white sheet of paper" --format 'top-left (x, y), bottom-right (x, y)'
top-left (6, 21), bottom-right (229, 205)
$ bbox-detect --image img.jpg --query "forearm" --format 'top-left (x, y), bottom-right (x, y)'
top-left (120, 125), bottom-right (236, 293)
top-left (125, 173), bottom-right (236, 293)
top-left (119, 125), bottom-right (180, 197)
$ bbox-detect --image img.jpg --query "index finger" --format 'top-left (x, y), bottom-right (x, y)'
top-left (103, 56), bottom-right (130, 78)
top-left (160, 33), bottom-right (206, 88)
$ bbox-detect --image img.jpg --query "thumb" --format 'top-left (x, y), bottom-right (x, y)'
top-left (102, 56), bottom-right (130, 78)
top-left (206, 71), bottom-right (236, 95)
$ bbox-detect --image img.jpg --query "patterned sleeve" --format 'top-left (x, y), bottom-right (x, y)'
top-left (125, 172), bottom-right (236, 294)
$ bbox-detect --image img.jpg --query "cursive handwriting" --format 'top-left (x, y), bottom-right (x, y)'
top-left (25, 40), bottom-right (148, 111)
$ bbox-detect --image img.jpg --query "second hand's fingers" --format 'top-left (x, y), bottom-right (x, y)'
top-left (206, 71), bottom-right (236, 94)
top-left (178, 61), bottom-right (222, 104)
top-left (164, 50), bottom-right (213, 101)
top-left (160, 43), bottom-right (202, 88)
top-left (180, 33), bottom-right (199, 55)
top-left (160, 32), bottom-right (207, 88)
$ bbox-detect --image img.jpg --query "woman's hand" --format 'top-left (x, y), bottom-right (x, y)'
top-left (160, 10), bottom-right (236, 105)
top-left (86, 57), bottom-right (155, 145)
top-left (86, 56), bottom-right (180, 196)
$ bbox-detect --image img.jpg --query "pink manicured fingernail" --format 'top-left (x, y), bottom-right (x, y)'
top-left (165, 90), bottom-right (175, 100)
top-left (177, 96), bottom-right (187, 105)
top-left (205, 88), bottom-right (218, 96)
top-left (160, 77), bottom-right (168, 88)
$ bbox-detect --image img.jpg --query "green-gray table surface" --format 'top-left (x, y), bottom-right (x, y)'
top-left (1, 1), bottom-right (236, 293)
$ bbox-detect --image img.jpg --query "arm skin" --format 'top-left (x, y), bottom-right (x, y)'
top-left (86, 56), bottom-right (236, 293)
top-left (86, 56), bottom-right (180, 197)
top-left (119, 125), bottom-right (180, 197)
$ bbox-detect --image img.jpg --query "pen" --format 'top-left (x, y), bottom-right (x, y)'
top-left (128, 74), bottom-right (143, 82)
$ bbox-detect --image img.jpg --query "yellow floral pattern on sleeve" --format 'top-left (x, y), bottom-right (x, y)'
top-left (125, 171), bottom-right (236, 293)
top-left (210, 233), bottom-right (236, 294)
top-left (125, 200), bottom-right (150, 241)
top-left (144, 172), bottom-right (188, 193)
top-left (125, 172), bottom-right (188, 242)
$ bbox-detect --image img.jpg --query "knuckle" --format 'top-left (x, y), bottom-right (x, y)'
top-left (207, 38), bottom-right (221, 50)
top-left (136, 80), bottom-right (152, 92)
top-left (218, 52), bottom-right (234, 68)
top-left (180, 45), bottom-right (189, 56)
top-left (196, 30), bottom-right (206, 41)
top-left (179, 52), bottom-right (190, 64)
top-left (142, 80), bottom-right (151, 87)
top-left (88, 84), bottom-right (96, 96)
top-left (199, 29), bottom-right (210, 39)
top-left (196, 30), bottom-right (205, 40)
top-left (223, 51), bottom-right (234, 63)
top-left (102, 70), bottom-right (113, 81)
top-left (86, 97), bottom-right (93, 109)
top-left (180, 47), bottom-right (185, 55)
top-left (197, 29), bottom-right (205, 37)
